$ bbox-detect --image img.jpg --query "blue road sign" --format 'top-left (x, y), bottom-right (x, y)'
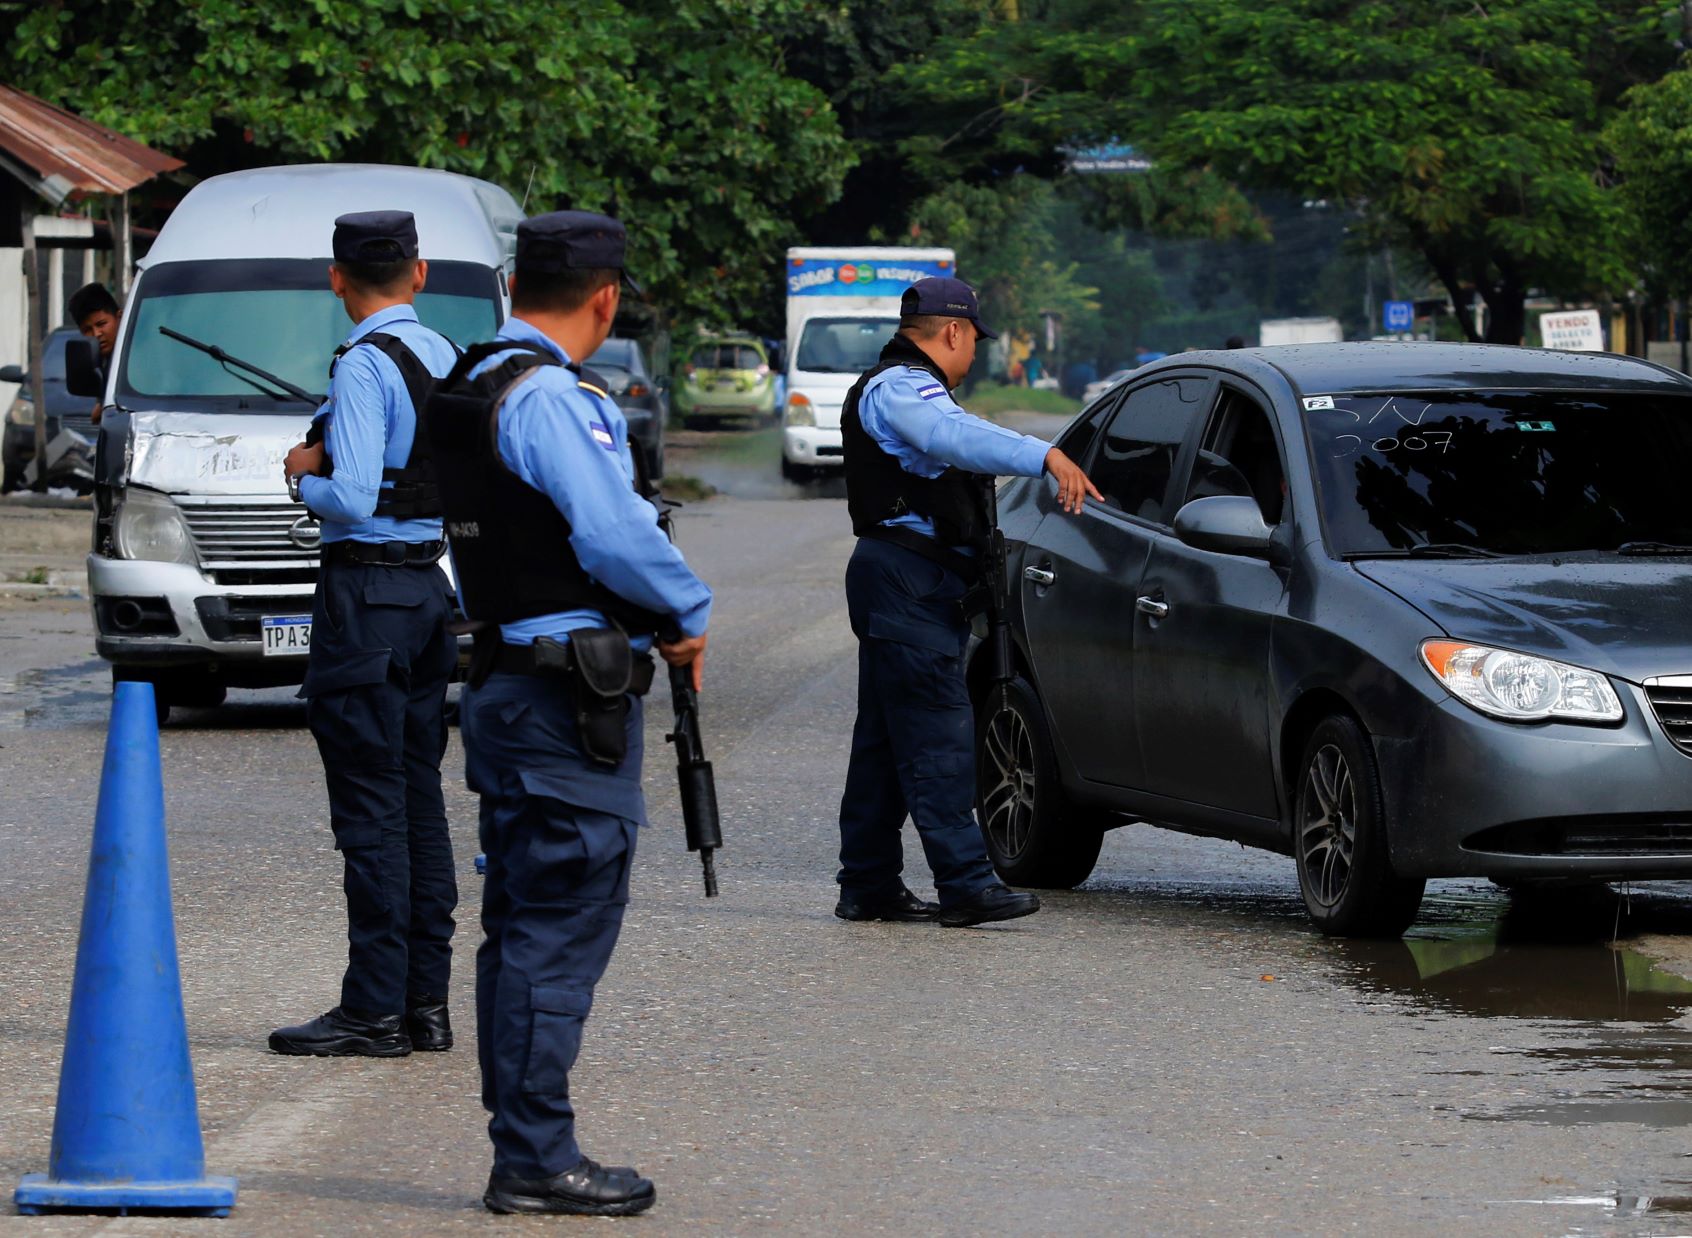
top-left (1383, 300), bottom-right (1414, 333)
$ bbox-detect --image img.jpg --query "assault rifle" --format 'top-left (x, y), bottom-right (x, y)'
top-left (980, 481), bottom-right (1015, 710)
top-left (642, 458), bottom-right (722, 898)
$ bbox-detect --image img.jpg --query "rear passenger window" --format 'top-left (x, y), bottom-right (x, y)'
top-left (1088, 378), bottom-right (1210, 524)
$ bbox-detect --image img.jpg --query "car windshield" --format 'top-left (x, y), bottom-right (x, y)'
top-left (795, 318), bottom-right (896, 373)
top-left (1306, 390), bottom-right (1692, 556)
top-left (589, 340), bottom-right (638, 371)
top-left (117, 258), bottom-right (501, 410)
top-left (692, 343), bottom-right (763, 370)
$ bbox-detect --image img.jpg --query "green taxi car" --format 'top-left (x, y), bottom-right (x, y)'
top-left (674, 336), bottom-right (777, 428)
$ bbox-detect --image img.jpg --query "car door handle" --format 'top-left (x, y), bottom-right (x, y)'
top-left (1136, 595), bottom-right (1169, 619)
top-left (1024, 566), bottom-right (1056, 586)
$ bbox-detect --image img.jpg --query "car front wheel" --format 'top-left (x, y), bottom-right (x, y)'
top-left (1294, 714), bottom-right (1424, 937)
top-left (974, 675), bottom-right (1105, 888)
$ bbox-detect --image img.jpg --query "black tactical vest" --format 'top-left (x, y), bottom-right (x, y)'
top-left (841, 333), bottom-right (992, 553)
top-left (422, 341), bottom-right (664, 632)
top-left (326, 331), bottom-right (454, 520)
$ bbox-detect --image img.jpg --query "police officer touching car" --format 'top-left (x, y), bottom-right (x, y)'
top-left (837, 276), bottom-right (1099, 927)
top-left (270, 211), bottom-right (462, 1058)
top-left (424, 211), bottom-right (710, 1217)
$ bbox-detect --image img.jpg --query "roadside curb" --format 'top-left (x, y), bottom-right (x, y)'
top-left (0, 570), bottom-right (85, 599)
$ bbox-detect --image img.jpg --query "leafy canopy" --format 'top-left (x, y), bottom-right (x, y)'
top-left (3, 0), bottom-right (855, 327)
top-left (901, 0), bottom-right (1680, 342)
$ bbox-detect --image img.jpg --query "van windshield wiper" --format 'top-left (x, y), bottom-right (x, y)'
top-left (1616, 541), bottom-right (1692, 556)
top-left (158, 326), bottom-right (318, 403)
top-left (1345, 543), bottom-right (1505, 560)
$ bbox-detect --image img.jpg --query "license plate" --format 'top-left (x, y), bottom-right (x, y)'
top-left (261, 614), bottom-right (312, 656)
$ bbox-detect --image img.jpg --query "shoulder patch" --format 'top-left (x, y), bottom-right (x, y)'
top-left (588, 420), bottom-right (618, 451)
top-left (917, 383), bottom-right (947, 401)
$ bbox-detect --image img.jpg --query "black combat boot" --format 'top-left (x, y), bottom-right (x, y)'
top-left (405, 997), bottom-right (452, 1051)
top-left (268, 1006), bottom-right (411, 1056)
top-left (483, 1159), bottom-right (656, 1216)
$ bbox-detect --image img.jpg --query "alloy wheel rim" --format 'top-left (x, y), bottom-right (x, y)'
top-left (1300, 743), bottom-right (1357, 909)
top-left (981, 705), bottom-right (1036, 859)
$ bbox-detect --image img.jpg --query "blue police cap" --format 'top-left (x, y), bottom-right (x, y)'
top-left (332, 211), bottom-right (419, 264)
top-left (901, 276), bottom-right (996, 340)
top-left (517, 210), bottom-right (640, 292)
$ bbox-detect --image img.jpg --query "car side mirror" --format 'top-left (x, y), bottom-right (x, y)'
top-left (65, 338), bottom-right (104, 398)
top-left (0, 364), bottom-right (23, 385)
top-left (1173, 495), bottom-right (1279, 560)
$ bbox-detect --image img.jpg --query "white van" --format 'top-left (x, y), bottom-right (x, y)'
top-left (81, 164), bottom-right (519, 719)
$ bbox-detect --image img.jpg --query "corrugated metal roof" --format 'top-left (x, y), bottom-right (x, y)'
top-left (0, 84), bottom-right (182, 205)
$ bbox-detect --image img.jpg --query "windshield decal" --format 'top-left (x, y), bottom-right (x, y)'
top-left (1302, 395), bottom-right (1335, 411)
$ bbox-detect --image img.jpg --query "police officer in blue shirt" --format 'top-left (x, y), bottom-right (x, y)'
top-left (424, 211), bottom-right (710, 1218)
top-left (837, 276), bottom-right (1099, 927)
top-left (270, 211), bottom-right (462, 1057)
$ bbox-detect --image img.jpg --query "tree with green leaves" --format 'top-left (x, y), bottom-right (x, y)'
top-left (902, 0), bottom-right (1681, 343)
top-left (1608, 65), bottom-right (1692, 304)
top-left (3, 0), bottom-right (854, 328)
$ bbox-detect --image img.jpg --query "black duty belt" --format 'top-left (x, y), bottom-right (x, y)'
top-left (490, 641), bottom-right (657, 697)
top-left (862, 525), bottom-right (980, 583)
top-left (322, 540), bottom-right (446, 567)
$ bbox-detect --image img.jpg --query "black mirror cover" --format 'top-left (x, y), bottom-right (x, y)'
top-left (1173, 494), bottom-right (1277, 560)
top-left (0, 364), bottom-right (23, 385)
top-left (64, 338), bottom-right (104, 398)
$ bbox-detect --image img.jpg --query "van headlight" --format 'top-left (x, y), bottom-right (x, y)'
top-left (785, 392), bottom-right (816, 427)
top-left (6, 394), bottom-right (33, 425)
top-left (114, 487), bottom-right (197, 566)
top-left (1420, 640), bottom-right (1622, 723)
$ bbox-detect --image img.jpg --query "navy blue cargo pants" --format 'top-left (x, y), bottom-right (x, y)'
top-left (838, 536), bottom-right (998, 906)
top-left (460, 670), bottom-right (644, 1179)
top-left (302, 557), bottom-right (459, 1015)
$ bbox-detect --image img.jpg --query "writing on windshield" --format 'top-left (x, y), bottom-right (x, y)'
top-left (1305, 391), bottom-right (1692, 556)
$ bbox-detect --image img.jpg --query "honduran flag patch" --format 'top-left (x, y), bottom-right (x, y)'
top-left (589, 420), bottom-right (617, 450)
top-left (917, 383), bottom-right (946, 401)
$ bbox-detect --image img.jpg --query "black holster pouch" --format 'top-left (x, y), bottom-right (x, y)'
top-left (464, 622), bottom-right (500, 689)
top-left (537, 628), bottom-right (654, 769)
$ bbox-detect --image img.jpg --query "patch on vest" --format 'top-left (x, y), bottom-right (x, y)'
top-left (917, 383), bottom-right (946, 401)
top-left (448, 521), bottom-right (480, 538)
top-left (589, 421), bottom-right (617, 450)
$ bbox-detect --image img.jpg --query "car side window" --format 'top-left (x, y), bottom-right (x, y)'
top-left (1088, 377), bottom-right (1210, 525)
top-left (1186, 388), bottom-right (1286, 525)
top-left (1054, 393), bottom-right (1117, 466)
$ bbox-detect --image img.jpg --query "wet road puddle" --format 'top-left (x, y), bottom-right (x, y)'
top-left (1332, 887), bottom-right (1692, 1131)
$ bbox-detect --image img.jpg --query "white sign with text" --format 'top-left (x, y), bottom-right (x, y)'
top-left (1540, 309), bottom-right (1604, 352)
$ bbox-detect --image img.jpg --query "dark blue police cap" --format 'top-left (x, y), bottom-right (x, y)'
top-left (517, 210), bottom-right (640, 292)
top-left (332, 211), bottom-right (419, 264)
top-left (901, 276), bottom-right (996, 340)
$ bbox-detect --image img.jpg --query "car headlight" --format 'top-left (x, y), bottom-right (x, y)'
top-left (7, 394), bottom-right (33, 425)
top-left (114, 487), bottom-right (197, 566)
top-left (1420, 640), bottom-right (1622, 723)
top-left (785, 392), bottom-right (816, 427)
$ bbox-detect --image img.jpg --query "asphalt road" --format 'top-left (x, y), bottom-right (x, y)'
top-left (6, 429), bottom-right (1692, 1235)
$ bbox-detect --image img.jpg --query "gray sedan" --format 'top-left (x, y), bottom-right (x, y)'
top-left (975, 342), bottom-right (1692, 936)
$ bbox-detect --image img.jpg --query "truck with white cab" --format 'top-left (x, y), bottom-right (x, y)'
top-left (779, 246), bottom-right (955, 482)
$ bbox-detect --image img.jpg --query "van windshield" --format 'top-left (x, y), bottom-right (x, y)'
top-left (795, 317), bottom-right (897, 373)
top-left (117, 259), bottom-right (501, 410)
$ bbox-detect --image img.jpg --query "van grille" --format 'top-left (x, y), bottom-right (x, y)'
top-left (177, 499), bottom-right (319, 578)
top-left (1645, 677), bottom-right (1692, 757)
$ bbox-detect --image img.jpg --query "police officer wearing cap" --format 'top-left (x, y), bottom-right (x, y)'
top-left (424, 211), bottom-right (710, 1217)
top-left (270, 211), bottom-right (462, 1057)
top-left (837, 276), bottom-right (1100, 928)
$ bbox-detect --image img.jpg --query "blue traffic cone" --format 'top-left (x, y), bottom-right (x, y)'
top-left (15, 681), bottom-right (237, 1216)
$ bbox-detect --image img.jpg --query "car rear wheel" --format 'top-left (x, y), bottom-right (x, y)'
top-left (1294, 714), bottom-right (1424, 937)
top-left (974, 675), bottom-right (1105, 888)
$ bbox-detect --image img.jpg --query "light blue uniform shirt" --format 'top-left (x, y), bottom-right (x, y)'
top-left (463, 317), bottom-right (712, 649)
top-left (299, 304), bottom-right (459, 545)
top-left (858, 365), bottom-right (1051, 538)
